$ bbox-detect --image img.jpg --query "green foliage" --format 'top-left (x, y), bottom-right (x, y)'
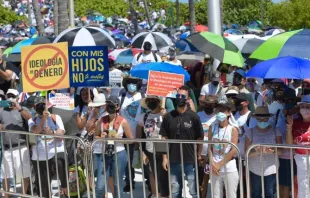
top-left (0, 6), bottom-right (25, 24)
top-left (269, 0), bottom-right (310, 30)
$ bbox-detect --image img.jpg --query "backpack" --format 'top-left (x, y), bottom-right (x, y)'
top-left (137, 52), bottom-right (158, 63)
top-left (29, 114), bottom-right (57, 145)
top-left (101, 115), bottom-right (124, 156)
top-left (68, 165), bottom-right (87, 197)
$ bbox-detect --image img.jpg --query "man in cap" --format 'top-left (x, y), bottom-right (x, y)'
top-left (132, 41), bottom-right (161, 67)
top-left (0, 88), bottom-right (32, 198)
top-left (199, 71), bottom-right (222, 102)
top-left (28, 96), bottom-right (67, 197)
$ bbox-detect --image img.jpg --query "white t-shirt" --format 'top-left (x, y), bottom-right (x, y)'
top-left (28, 115), bottom-right (65, 161)
top-left (152, 11), bottom-right (158, 19)
top-left (211, 124), bottom-right (237, 173)
top-left (138, 112), bottom-right (163, 153)
top-left (132, 52), bottom-right (161, 67)
top-left (119, 92), bottom-right (144, 138)
top-left (200, 83), bottom-right (221, 96)
top-left (166, 60), bottom-right (182, 66)
top-left (73, 105), bottom-right (88, 137)
top-left (197, 111), bottom-right (216, 156)
top-left (160, 9), bottom-right (165, 17)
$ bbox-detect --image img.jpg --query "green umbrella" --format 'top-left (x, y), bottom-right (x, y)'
top-left (246, 29), bottom-right (309, 65)
top-left (186, 32), bottom-right (244, 67)
top-left (3, 47), bottom-right (12, 57)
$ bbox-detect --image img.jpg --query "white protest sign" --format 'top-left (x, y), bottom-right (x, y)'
top-left (49, 93), bottom-right (74, 110)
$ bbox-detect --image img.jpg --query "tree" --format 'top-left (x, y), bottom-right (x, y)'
top-left (129, 0), bottom-right (139, 34)
top-left (0, 6), bottom-right (25, 24)
top-left (32, 0), bottom-right (44, 35)
top-left (176, 0), bottom-right (180, 27)
top-left (54, 0), bottom-right (59, 35)
top-left (58, 0), bottom-right (69, 33)
top-left (188, 0), bottom-right (195, 33)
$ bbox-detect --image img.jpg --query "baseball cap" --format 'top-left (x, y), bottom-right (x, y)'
top-left (34, 97), bottom-right (46, 105)
top-left (211, 71), bottom-right (221, 82)
top-left (6, 89), bottom-right (19, 96)
top-left (106, 96), bottom-right (120, 105)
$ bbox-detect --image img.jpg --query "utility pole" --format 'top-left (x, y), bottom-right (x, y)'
top-left (27, 0), bottom-right (32, 26)
top-left (69, 0), bottom-right (75, 27)
top-left (208, 0), bottom-right (222, 72)
top-left (142, 0), bottom-right (152, 27)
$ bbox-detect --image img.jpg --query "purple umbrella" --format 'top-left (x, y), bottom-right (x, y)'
top-left (112, 29), bottom-right (121, 35)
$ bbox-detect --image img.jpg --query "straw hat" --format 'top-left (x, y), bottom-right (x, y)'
top-left (252, 106), bottom-right (273, 118)
top-left (140, 95), bottom-right (162, 110)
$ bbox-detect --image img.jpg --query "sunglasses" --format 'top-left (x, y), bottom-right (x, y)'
top-left (176, 94), bottom-right (187, 99)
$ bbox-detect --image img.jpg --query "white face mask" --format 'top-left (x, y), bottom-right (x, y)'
top-left (7, 97), bottom-right (16, 102)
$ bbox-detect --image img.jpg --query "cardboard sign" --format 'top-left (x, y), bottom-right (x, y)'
top-left (21, 42), bottom-right (69, 92)
top-left (49, 93), bottom-right (74, 110)
top-left (147, 71), bottom-right (184, 97)
top-left (109, 70), bottom-right (123, 88)
top-left (69, 46), bottom-right (109, 87)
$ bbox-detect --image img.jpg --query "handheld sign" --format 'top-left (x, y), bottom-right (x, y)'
top-left (21, 42), bottom-right (69, 92)
top-left (147, 71), bottom-right (184, 97)
top-left (69, 46), bottom-right (109, 87)
top-left (49, 93), bottom-right (74, 110)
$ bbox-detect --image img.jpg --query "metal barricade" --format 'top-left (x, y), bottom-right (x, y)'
top-left (245, 143), bottom-right (310, 198)
top-left (0, 130), bottom-right (90, 198)
top-left (90, 138), bottom-right (243, 198)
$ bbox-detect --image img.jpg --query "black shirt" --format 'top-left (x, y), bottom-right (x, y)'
top-left (159, 109), bottom-right (204, 164)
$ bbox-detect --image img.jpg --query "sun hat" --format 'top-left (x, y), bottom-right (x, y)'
top-left (201, 95), bottom-right (218, 105)
top-left (297, 95), bottom-right (310, 105)
top-left (252, 106), bottom-right (274, 118)
top-left (225, 86), bottom-right (240, 95)
top-left (140, 95), bottom-right (162, 110)
top-left (88, 94), bottom-right (106, 107)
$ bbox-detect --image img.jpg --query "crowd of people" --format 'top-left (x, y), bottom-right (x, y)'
top-left (0, 30), bottom-right (310, 198)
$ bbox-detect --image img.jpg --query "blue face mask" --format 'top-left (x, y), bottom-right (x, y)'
top-left (123, 71), bottom-right (129, 77)
top-left (127, 83), bottom-right (137, 93)
top-left (99, 107), bottom-right (104, 116)
top-left (216, 112), bottom-right (227, 122)
top-left (257, 121), bottom-right (270, 129)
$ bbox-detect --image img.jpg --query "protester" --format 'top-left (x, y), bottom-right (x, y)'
top-left (245, 106), bottom-right (282, 198)
top-left (208, 101), bottom-right (239, 198)
top-left (0, 52), bottom-right (13, 93)
top-left (132, 42), bottom-right (161, 66)
top-left (0, 89), bottom-right (31, 198)
top-left (166, 46), bottom-right (182, 66)
top-left (160, 85), bottom-right (204, 198)
top-left (199, 71), bottom-right (222, 102)
top-left (190, 55), bottom-right (212, 89)
top-left (137, 95), bottom-right (169, 198)
top-left (198, 95), bottom-right (218, 198)
top-left (286, 95), bottom-right (310, 198)
top-left (28, 97), bottom-right (68, 197)
top-left (94, 96), bottom-right (133, 198)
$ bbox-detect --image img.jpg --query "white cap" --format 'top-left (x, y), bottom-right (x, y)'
top-left (88, 94), bottom-right (106, 107)
top-left (6, 89), bottom-right (19, 96)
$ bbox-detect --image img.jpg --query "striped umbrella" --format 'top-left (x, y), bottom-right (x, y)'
top-left (131, 32), bottom-right (172, 51)
top-left (232, 37), bottom-right (265, 58)
top-left (247, 29), bottom-right (310, 65)
top-left (109, 48), bottom-right (143, 64)
top-left (186, 32), bottom-right (244, 67)
top-left (53, 26), bottom-right (115, 48)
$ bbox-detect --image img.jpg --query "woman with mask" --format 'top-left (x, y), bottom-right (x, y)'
top-left (198, 95), bottom-right (218, 198)
top-left (286, 95), bottom-right (310, 198)
top-left (245, 106), bottom-right (282, 198)
top-left (95, 96), bottom-right (133, 198)
top-left (208, 101), bottom-right (239, 198)
top-left (136, 95), bottom-right (169, 198)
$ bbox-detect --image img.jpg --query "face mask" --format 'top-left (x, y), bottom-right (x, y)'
top-left (216, 112), bottom-right (227, 122)
top-left (7, 97), bottom-right (16, 103)
top-left (204, 107), bottom-right (214, 115)
top-left (123, 71), bottom-right (129, 77)
top-left (147, 100), bottom-right (158, 111)
top-left (175, 98), bottom-right (187, 107)
top-left (236, 105), bottom-right (243, 112)
top-left (30, 107), bottom-right (36, 117)
top-left (212, 81), bottom-right (219, 86)
top-left (99, 107), bottom-right (105, 115)
top-left (127, 83), bottom-right (137, 93)
top-left (300, 109), bottom-right (310, 119)
top-left (106, 104), bottom-right (117, 114)
top-left (257, 121), bottom-right (270, 129)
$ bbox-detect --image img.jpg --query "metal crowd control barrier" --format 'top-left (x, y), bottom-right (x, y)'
top-left (0, 130), bottom-right (90, 198)
top-left (90, 138), bottom-right (243, 198)
top-left (245, 143), bottom-right (310, 198)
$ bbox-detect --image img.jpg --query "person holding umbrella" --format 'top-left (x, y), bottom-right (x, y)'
top-left (131, 41), bottom-right (161, 67)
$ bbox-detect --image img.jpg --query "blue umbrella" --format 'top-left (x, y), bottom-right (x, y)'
top-left (11, 37), bottom-right (51, 54)
top-left (246, 56), bottom-right (310, 79)
top-left (180, 31), bottom-right (190, 39)
top-left (175, 39), bottom-right (199, 52)
top-left (130, 62), bottom-right (190, 82)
